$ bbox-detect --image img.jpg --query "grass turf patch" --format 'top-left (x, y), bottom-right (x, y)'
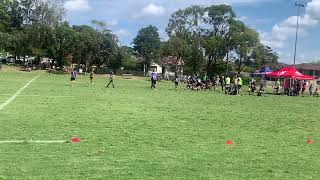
top-left (0, 71), bottom-right (319, 179)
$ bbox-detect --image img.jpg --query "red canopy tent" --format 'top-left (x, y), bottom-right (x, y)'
top-left (266, 67), bottom-right (315, 80)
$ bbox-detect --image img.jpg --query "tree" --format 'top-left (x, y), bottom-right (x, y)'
top-left (18, 0), bottom-right (64, 27)
top-left (72, 25), bottom-right (119, 70)
top-left (232, 24), bottom-right (259, 74)
top-left (120, 46), bottom-right (140, 70)
top-left (133, 25), bottom-right (161, 75)
top-left (166, 6), bottom-right (206, 74)
top-left (203, 5), bottom-right (236, 76)
top-left (252, 44), bottom-right (279, 67)
top-left (51, 22), bottom-right (77, 66)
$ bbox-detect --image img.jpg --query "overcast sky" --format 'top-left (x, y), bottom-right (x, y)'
top-left (63, 0), bottom-right (320, 64)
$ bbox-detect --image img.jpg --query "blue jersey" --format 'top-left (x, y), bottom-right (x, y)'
top-left (151, 72), bottom-right (158, 81)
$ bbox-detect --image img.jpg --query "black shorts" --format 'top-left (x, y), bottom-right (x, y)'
top-left (71, 77), bottom-right (76, 81)
top-left (238, 85), bottom-right (242, 89)
top-left (175, 82), bottom-right (178, 86)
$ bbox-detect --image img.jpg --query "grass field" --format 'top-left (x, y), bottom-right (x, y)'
top-left (0, 70), bottom-right (319, 179)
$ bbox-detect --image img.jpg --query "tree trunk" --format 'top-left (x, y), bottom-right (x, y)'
top-left (237, 57), bottom-right (243, 75)
top-left (225, 52), bottom-right (229, 76)
top-left (175, 56), bottom-right (181, 77)
top-left (206, 55), bottom-right (213, 74)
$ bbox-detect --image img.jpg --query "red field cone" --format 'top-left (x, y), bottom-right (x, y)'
top-left (71, 138), bottom-right (80, 143)
top-left (306, 139), bottom-right (314, 145)
top-left (225, 140), bottom-right (234, 145)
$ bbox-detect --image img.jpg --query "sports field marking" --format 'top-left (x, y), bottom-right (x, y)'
top-left (0, 140), bottom-right (67, 144)
top-left (0, 74), bottom-right (40, 110)
top-left (0, 94), bottom-right (73, 98)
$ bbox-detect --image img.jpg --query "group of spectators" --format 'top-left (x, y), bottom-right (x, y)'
top-left (184, 74), bottom-right (320, 97)
top-left (186, 74), bottom-right (246, 96)
top-left (282, 79), bottom-right (319, 97)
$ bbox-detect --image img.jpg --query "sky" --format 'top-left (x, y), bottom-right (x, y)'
top-left (63, 0), bottom-right (320, 64)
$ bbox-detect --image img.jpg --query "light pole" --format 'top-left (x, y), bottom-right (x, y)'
top-left (293, 2), bottom-right (305, 67)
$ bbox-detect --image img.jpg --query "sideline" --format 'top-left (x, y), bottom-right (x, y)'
top-left (0, 74), bottom-right (40, 110)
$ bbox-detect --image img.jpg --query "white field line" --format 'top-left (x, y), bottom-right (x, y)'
top-left (0, 94), bottom-right (73, 98)
top-left (0, 140), bottom-right (67, 144)
top-left (0, 75), bottom-right (40, 110)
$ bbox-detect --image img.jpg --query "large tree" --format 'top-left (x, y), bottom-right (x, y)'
top-left (166, 4), bottom-right (272, 75)
top-left (231, 23), bottom-right (259, 74)
top-left (133, 25), bottom-right (161, 74)
top-left (252, 44), bottom-right (279, 68)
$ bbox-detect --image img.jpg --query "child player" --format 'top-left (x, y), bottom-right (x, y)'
top-left (88, 70), bottom-right (95, 85)
top-left (175, 76), bottom-right (180, 90)
top-left (106, 71), bottom-right (115, 88)
top-left (70, 69), bottom-right (77, 86)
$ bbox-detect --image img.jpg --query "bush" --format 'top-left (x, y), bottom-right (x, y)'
top-left (241, 76), bottom-right (251, 85)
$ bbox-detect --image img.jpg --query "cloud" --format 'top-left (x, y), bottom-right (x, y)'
top-left (134, 3), bottom-right (165, 19)
top-left (64, 0), bottom-right (91, 12)
top-left (115, 29), bottom-right (130, 37)
top-left (237, 16), bottom-right (249, 21)
top-left (306, 0), bottom-right (320, 20)
top-left (262, 0), bottom-right (320, 49)
top-left (107, 19), bottom-right (118, 27)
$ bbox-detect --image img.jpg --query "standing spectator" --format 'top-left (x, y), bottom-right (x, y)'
top-left (309, 83), bottom-right (314, 95)
top-left (237, 76), bottom-right (243, 96)
top-left (233, 76), bottom-right (239, 95)
top-left (215, 76), bottom-right (220, 91)
top-left (314, 87), bottom-right (319, 98)
top-left (275, 79), bottom-right (281, 94)
top-left (225, 76), bottom-right (231, 94)
top-left (301, 81), bottom-right (307, 96)
top-left (151, 70), bottom-right (158, 89)
top-left (249, 79), bottom-right (256, 95)
top-left (220, 76), bottom-right (225, 92)
top-left (106, 71), bottom-right (115, 88)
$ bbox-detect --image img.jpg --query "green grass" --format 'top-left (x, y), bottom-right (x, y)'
top-left (0, 71), bottom-right (319, 179)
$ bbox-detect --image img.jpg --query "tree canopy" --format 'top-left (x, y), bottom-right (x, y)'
top-left (0, 1), bottom-right (279, 75)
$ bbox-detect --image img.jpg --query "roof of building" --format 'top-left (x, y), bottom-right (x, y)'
top-left (275, 63), bottom-right (320, 71)
top-left (160, 56), bottom-right (185, 66)
top-left (288, 64), bottom-right (320, 71)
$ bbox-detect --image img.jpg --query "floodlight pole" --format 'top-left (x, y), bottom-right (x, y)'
top-left (293, 3), bottom-right (304, 68)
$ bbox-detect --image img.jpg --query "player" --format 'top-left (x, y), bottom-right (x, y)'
top-left (70, 69), bottom-right (77, 86)
top-left (151, 70), bottom-right (158, 89)
top-left (106, 71), bottom-right (115, 88)
top-left (88, 70), bottom-right (95, 85)
top-left (174, 76), bottom-right (180, 90)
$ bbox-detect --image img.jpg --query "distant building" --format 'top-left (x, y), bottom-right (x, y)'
top-left (148, 56), bottom-right (185, 79)
top-left (287, 64), bottom-right (320, 78)
top-left (275, 63), bottom-right (320, 78)
top-left (160, 56), bottom-right (185, 79)
top-left (149, 62), bottom-right (162, 74)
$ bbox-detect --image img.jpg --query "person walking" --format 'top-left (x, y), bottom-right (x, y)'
top-left (106, 71), bottom-right (115, 88)
top-left (151, 70), bottom-right (158, 89)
